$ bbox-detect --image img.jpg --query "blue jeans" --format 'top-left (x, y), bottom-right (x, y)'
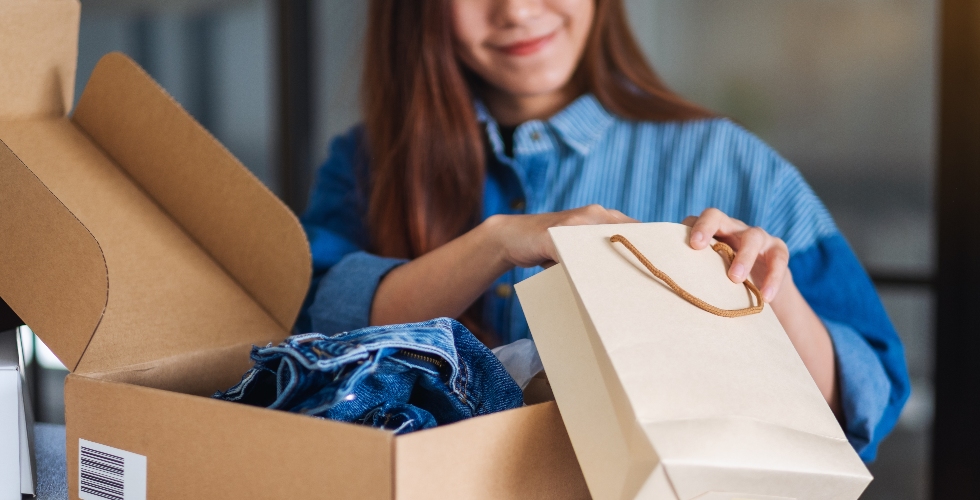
top-left (213, 318), bottom-right (524, 434)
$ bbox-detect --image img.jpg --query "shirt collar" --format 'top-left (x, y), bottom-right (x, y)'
top-left (474, 93), bottom-right (616, 157)
top-left (547, 94), bottom-right (617, 156)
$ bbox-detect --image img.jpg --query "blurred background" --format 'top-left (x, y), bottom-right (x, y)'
top-left (15, 0), bottom-right (938, 498)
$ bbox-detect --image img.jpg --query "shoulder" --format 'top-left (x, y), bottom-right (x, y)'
top-left (623, 117), bottom-right (835, 248)
top-left (314, 125), bottom-right (369, 187)
top-left (624, 116), bottom-right (750, 139)
top-left (626, 118), bottom-right (785, 168)
top-left (306, 125), bottom-right (369, 216)
top-left (325, 125), bottom-right (366, 165)
top-left (607, 116), bottom-right (798, 191)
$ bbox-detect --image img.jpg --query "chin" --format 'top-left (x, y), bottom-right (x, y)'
top-left (494, 71), bottom-right (577, 99)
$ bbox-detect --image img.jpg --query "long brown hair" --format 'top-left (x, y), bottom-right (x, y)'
top-left (362, 0), bottom-right (712, 340)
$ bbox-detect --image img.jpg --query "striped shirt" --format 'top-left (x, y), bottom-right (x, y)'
top-left (300, 93), bottom-right (909, 462)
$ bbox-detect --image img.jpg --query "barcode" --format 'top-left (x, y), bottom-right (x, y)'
top-left (79, 439), bottom-right (146, 500)
top-left (80, 446), bottom-right (125, 500)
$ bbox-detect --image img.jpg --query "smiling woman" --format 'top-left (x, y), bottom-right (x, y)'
top-left (452, 0), bottom-right (596, 123)
top-left (299, 0), bottom-right (910, 463)
top-left (360, 0), bottom-right (709, 264)
top-left (450, 0), bottom-right (708, 127)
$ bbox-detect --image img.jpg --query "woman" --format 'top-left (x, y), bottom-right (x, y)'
top-left (300, 0), bottom-right (908, 462)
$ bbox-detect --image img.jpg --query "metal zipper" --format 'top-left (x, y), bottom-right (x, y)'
top-left (399, 350), bottom-right (445, 369)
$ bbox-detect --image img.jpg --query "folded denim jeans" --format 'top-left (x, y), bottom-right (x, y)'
top-left (213, 318), bottom-right (524, 434)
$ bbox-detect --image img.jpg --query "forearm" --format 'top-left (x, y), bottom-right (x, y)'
top-left (370, 218), bottom-right (512, 326)
top-left (770, 272), bottom-right (842, 418)
top-left (370, 206), bottom-right (635, 326)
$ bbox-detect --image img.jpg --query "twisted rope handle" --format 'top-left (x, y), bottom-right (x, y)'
top-left (610, 234), bottom-right (764, 318)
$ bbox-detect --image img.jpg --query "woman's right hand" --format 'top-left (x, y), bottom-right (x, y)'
top-left (371, 204), bottom-right (634, 326)
top-left (483, 204), bottom-right (637, 269)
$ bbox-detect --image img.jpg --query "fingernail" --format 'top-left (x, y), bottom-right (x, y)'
top-left (691, 231), bottom-right (703, 246)
top-left (762, 286), bottom-right (776, 302)
top-left (730, 263), bottom-right (745, 280)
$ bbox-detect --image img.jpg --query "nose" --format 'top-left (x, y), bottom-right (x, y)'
top-left (491, 0), bottom-right (545, 28)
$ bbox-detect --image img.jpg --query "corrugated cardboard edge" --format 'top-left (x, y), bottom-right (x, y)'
top-left (0, 140), bottom-right (107, 372)
top-left (85, 341), bottom-right (266, 398)
top-left (3, 52), bottom-right (310, 373)
top-left (72, 53), bottom-right (312, 334)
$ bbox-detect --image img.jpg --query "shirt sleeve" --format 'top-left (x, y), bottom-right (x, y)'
top-left (789, 232), bottom-right (910, 462)
top-left (297, 127), bottom-right (408, 334)
top-left (756, 145), bottom-right (911, 462)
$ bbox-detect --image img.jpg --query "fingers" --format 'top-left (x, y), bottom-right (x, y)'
top-left (609, 209), bottom-right (639, 223)
top-left (681, 216), bottom-right (697, 227)
top-left (587, 205), bottom-right (633, 223)
top-left (728, 227), bottom-right (766, 284)
top-left (686, 208), bottom-right (790, 302)
top-left (759, 239), bottom-right (790, 302)
top-left (566, 205), bottom-right (637, 225)
top-left (689, 208), bottom-right (747, 249)
top-left (547, 205), bottom-right (792, 302)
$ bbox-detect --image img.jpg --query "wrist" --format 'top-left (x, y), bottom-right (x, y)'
top-left (476, 215), bottom-right (518, 272)
top-left (777, 267), bottom-right (798, 301)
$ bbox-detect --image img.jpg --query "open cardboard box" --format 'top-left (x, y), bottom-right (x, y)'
top-left (0, 1), bottom-right (588, 498)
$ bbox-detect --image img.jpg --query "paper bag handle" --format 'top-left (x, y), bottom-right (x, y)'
top-left (610, 234), bottom-right (764, 317)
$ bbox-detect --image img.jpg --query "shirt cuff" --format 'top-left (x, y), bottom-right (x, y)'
top-left (308, 251), bottom-right (407, 335)
top-left (823, 316), bottom-right (892, 461)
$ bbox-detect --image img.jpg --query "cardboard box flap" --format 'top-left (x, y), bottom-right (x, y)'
top-left (0, 54), bottom-right (311, 373)
top-left (73, 53), bottom-right (312, 334)
top-left (0, 0), bottom-right (79, 120)
top-left (0, 141), bottom-right (106, 372)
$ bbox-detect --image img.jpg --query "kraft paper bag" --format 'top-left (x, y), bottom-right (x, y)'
top-left (515, 223), bottom-right (871, 500)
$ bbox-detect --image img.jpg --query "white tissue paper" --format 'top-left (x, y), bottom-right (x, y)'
top-left (491, 338), bottom-right (544, 390)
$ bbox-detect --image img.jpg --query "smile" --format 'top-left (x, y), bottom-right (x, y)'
top-left (495, 31), bottom-right (557, 57)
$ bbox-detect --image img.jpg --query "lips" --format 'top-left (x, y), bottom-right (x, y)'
top-left (495, 31), bottom-right (557, 56)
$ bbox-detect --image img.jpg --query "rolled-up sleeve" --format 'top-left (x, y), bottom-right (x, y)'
top-left (296, 126), bottom-right (406, 334)
top-left (788, 233), bottom-right (910, 462)
top-left (308, 251), bottom-right (407, 334)
top-left (748, 141), bottom-right (910, 462)
top-left (822, 316), bottom-right (892, 456)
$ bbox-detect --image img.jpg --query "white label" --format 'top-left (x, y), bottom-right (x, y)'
top-left (79, 439), bottom-right (147, 500)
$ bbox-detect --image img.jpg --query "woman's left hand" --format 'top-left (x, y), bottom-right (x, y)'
top-left (682, 208), bottom-right (790, 304)
top-left (685, 208), bottom-right (840, 417)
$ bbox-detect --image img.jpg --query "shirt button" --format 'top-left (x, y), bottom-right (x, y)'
top-left (510, 199), bottom-right (526, 211)
top-left (530, 131), bottom-right (541, 141)
top-left (495, 284), bottom-right (513, 299)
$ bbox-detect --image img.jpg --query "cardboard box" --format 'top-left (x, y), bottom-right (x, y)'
top-left (0, 2), bottom-right (588, 498)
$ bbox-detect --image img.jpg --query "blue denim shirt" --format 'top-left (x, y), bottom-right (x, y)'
top-left (215, 318), bottom-right (524, 434)
top-left (299, 94), bottom-right (910, 461)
